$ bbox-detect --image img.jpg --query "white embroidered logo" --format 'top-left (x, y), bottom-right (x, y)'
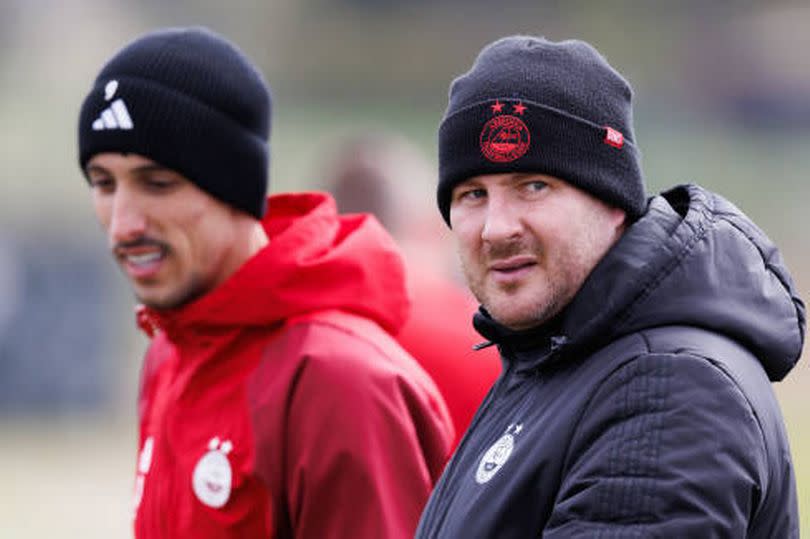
top-left (133, 436), bottom-right (154, 513)
top-left (92, 79), bottom-right (134, 131)
top-left (475, 423), bottom-right (523, 484)
top-left (192, 437), bottom-right (233, 508)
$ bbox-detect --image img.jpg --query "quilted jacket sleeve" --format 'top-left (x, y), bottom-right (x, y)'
top-left (543, 352), bottom-right (768, 539)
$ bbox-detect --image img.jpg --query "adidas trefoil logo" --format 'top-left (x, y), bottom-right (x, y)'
top-left (92, 79), bottom-right (134, 131)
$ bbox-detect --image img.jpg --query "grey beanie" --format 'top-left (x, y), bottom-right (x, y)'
top-left (437, 35), bottom-right (646, 225)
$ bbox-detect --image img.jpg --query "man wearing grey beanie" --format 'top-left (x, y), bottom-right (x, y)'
top-left (79, 26), bottom-right (454, 538)
top-left (417, 35), bottom-right (803, 538)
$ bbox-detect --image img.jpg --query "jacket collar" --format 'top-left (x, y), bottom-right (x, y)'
top-left (134, 191), bottom-right (410, 343)
top-left (473, 308), bottom-right (566, 373)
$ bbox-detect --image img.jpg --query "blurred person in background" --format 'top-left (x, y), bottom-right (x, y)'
top-left (77, 26), bottom-right (453, 538)
top-left (321, 133), bottom-right (501, 449)
top-left (417, 35), bottom-right (805, 538)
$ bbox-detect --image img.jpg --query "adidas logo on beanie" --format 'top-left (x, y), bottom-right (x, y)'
top-left (90, 80), bottom-right (134, 131)
top-left (78, 26), bottom-right (272, 219)
top-left (437, 35), bottom-right (647, 226)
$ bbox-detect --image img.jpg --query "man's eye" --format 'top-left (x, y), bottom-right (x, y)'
top-left (90, 178), bottom-right (114, 191)
top-left (146, 179), bottom-right (176, 190)
top-left (458, 188), bottom-right (486, 201)
top-left (526, 180), bottom-right (547, 192)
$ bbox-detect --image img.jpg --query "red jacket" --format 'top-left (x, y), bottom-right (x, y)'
top-left (396, 264), bottom-right (501, 448)
top-left (132, 192), bottom-right (454, 538)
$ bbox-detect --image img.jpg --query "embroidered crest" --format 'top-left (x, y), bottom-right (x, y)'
top-left (480, 101), bottom-right (530, 163)
top-left (192, 437), bottom-right (233, 508)
top-left (475, 423), bottom-right (523, 484)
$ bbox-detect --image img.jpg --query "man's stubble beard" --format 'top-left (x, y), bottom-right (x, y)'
top-left (459, 240), bottom-right (566, 331)
top-left (133, 271), bottom-right (209, 311)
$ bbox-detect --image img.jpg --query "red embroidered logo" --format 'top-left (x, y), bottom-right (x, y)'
top-left (480, 102), bottom-right (531, 163)
top-left (604, 126), bottom-right (624, 149)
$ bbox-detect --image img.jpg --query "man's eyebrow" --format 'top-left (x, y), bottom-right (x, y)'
top-left (85, 164), bottom-right (110, 175)
top-left (85, 163), bottom-right (171, 175)
top-left (130, 164), bottom-right (172, 174)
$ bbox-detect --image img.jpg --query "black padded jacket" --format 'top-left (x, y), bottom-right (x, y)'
top-left (416, 184), bottom-right (805, 538)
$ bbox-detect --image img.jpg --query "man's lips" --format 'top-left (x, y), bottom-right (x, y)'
top-left (113, 240), bottom-right (168, 280)
top-left (488, 255), bottom-right (537, 272)
top-left (487, 255), bottom-right (537, 284)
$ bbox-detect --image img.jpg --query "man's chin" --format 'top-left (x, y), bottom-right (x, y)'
top-left (134, 285), bottom-right (203, 311)
top-left (135, 294), bottom-right (182, 311)
top-left (492, 316), bottom-right (540, 332)
top-left (483, 300), bottom-right (551, 332)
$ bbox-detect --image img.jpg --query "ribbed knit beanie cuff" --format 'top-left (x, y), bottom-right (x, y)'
top-left (437, 36), bottom-right (646, 226)
top-left (78, 27), bottom-right (271, 219)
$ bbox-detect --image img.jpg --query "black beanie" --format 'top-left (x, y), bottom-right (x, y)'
top-left (78, 26), bottom-right (271, 219)
top-left (437, 35), bottom-right (646, 226)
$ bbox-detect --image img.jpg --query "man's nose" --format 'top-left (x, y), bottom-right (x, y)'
top-left (108, 190), bottom-right (147, 245)
top-left (481, 195), bottom-right (522, 243)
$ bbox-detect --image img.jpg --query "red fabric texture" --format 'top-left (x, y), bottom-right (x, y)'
top-left (133, 192), bottom-right (453, 538)
top-left (396, 266), bottom-right (501, 449)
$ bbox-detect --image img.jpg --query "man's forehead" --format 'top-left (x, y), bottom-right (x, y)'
top-left (86, 152), bottom-right (166, 173)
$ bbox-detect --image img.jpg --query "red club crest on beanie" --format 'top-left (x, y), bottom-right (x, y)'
top-left (437, 35), bottom-right (647, 226)
top-left (479, 101), bottom-right (531, 163)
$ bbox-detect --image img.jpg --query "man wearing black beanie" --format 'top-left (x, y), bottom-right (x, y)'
top-left (78, 26), bottom-right (453, 538)
top-left (417, 35), bottom-right (803, 538)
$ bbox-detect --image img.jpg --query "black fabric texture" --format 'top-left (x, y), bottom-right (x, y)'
top-left (78, 26), bottom-right (271, 218)
top-left (437, 35), bottom-right (646, 225)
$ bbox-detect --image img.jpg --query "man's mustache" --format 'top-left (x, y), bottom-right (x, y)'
top-left (112, 237), bottom-right (169, 254)
top-left (484, 240), bottom-right (534, 261)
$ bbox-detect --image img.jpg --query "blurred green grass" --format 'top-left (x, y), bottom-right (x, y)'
top-left (0, 418), bottom-right (135, 538)
top-left (778, 367), bottom-right (810, 535)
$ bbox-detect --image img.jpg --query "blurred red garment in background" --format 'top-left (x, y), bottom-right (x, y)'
top-left (320, 132), bottom-right (501, 449)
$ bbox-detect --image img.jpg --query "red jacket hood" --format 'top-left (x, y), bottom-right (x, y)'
top-left (137, 192), bottom-right (410, 338)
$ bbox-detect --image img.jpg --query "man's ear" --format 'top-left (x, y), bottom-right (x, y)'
top-left (610, 207), bottom-right (628, 237)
